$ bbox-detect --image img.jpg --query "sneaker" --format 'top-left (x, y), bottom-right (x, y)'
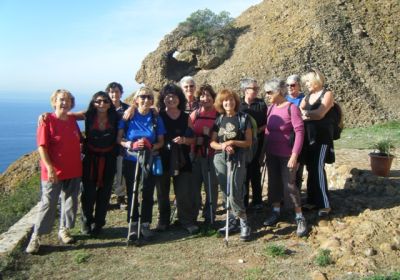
top-left (58, 227), bottom-right (74, 244)
top-left (26, 233), bottom-right (41, 254)
top-left (218, 218), bottom-right (240, 234)
top-left (318, 208), bottom-right (331, 217)
top-left (185, 225), bottom-right (200, 235)
top-left (129, 222), bottom-right (138, 241)
top-left (140, 223), bottom-right (154, 239)
top-left (263, 211), bottom-right (280, 226)
top-left (81, 223), bottom-right (91, 235)
top-left (296, 216), bottom-right (307, 237)
top-left (239, 219), bottom-right (251, 241)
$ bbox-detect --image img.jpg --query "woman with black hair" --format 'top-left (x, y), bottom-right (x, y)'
top-left (81, 91), bottom-right (119, 235)
top-left (156, 83), bottom-right (197, 234)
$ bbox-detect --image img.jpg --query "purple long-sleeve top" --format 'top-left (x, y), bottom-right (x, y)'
top-left (265, 103), bottom-right (304, 157)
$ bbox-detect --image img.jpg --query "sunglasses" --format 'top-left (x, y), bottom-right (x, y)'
top-left (94, 99), bottom-right (110, 105)
top-left (138, 95), bottom-right (154, 100)
top-left (287, 84), bottom-right (297, 88)
top-left (265, 91), bottom-right (274, 96)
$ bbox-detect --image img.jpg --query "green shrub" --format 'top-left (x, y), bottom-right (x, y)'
top-left (0, 173), bottom-right (40, 234)
top-left (264, 244), bottom-right (287, 257)
top-left (362, 271), bottom-right (400, 280)
top-left (177, 9), bottom-right (234, 40)
top-left (314, 249), bottom-right (333, 267)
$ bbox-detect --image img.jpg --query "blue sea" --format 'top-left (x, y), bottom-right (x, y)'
top-left (0, 92), bottom-right (89, 173)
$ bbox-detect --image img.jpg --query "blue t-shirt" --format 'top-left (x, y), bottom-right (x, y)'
top-left (118, 109), bottom-right (166, 161)
top-left (286, 93), bottom-right (305, 107)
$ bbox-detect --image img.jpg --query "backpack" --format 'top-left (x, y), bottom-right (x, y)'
top-left (215, 112), bottom-right (258, 164)
top-left (331, 102), bottom-right (344, 140)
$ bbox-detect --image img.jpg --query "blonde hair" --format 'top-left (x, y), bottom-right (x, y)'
top-left (50, 89), bottom-right (75, 109)
top-left (214, 89), bottom-right (240, 114)
top-left (134, 86), bottom-right (158, 107)
top-left (301, 68), bottom-right (326, 88)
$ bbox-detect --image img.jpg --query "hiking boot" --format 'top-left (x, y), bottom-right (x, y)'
top-left (91, 224), bottom-right (103, 236)
top-left (239, 218), bottom-right (251, 241)
top-left (26, 233), bottom-right (41, 254)
top-left (129, 222), bottom-right (138, 241)
top-left (318, 208), bottom-right (331, 217)
top-left (58, 227), bottom-right (74, 244)
top-left (263, 211), bottom-right (280, 226)
top-left (140, 223), bottom-right (154, 239)
top-left (296, 216), bottom-right (307, 237)
top-left (185, 225), bottom-right (200, 235)
top-left (218, 217), bottom-right (239, 234)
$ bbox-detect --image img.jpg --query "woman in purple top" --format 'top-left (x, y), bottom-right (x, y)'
top-left (260, 78), bottom-right (307, 237)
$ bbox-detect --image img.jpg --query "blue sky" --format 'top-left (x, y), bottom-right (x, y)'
top-left (0, 0), bottom-right (261, 100)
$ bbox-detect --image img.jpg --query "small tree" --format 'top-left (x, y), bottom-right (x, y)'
top-left (177, 9), bottom-right (234, 40)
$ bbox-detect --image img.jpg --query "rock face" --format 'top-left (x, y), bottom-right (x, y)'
top-left (135, 0), bottom-right (400, 127)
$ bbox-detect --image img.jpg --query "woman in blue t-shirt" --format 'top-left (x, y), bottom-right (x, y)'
top-left (117, 87), bottom-right (166, 241)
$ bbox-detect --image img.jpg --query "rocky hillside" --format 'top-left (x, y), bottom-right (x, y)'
top-left (136, 0), bottom-right (399, 127)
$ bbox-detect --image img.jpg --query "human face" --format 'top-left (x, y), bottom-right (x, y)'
top-left (244, 82), bottom-right (259, 102)
top-left (54, 93), bottom-right (72, 115)
top-left (222, 96), bottom-right (236, 114)
top-left (287, 81), bottom-right (300, 97)
top-left (199, 91), bottom-right (214, 110)
top-left (181, 81), bottom-right (196, 100)
top-left (164, 93), bottom-right (179, 109)
top-left (94, 97), bottom-right (111, 113)
top-left (108, 88), bottom-right (122, 105)
top-left (265, 90), bottom-right (280, 105)
top-left (135, 93), bottom-right (154, 110)
top-left (305, 79), bottom-right (320, 93)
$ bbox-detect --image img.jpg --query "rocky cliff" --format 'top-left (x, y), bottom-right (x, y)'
top-left (135, 0), bottom-right (399, 127)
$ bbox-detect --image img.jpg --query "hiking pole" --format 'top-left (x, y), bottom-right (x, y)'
top-left (261, 163), bottom-right (267, 191)
top-left (136, 151), bottom-right (145, 246)
top-left (206, 145), bottom-right (214, 225)
top-left (224, 154), bottom-right (232, 246)
top-left (170, 197), bottom-right (177, 224)
top-left (127, 150), bottom-right (142, 246)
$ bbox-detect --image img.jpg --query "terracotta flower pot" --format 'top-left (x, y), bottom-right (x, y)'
top-left (369, 153), bottom-right (394, 177)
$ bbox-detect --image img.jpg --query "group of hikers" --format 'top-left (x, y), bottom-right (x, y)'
top-left (26, 68), bottom-right (336, 254)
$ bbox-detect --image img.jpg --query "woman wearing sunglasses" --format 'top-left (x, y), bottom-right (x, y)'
top-left (80, 91), bottom-right (119, 235)
top-left (117, 87), bottom-right (166, 240)
top-left (260, 78), bottom-right (307, 237)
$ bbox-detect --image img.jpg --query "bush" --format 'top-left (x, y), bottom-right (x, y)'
top-left (314, 249), bottom-right (333, 267)
top-left (177, 9), bottom-right (234, 40)
top-left (0, 173), bottom-right (40, 234)
top-left (264, 244), bottom-right (288, 257)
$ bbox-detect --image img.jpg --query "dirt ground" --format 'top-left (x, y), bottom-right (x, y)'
top-left (1, 149), bottom-right (400, 280)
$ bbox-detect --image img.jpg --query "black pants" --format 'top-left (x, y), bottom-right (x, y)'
top-left (81, 153), bottom-right (116, 228)
top-left (244, 137), bottom-right (263, 207)
top-left (123, 159), bottom-right (156, 224)
top-left (305, 144), bottom-right (331, 209)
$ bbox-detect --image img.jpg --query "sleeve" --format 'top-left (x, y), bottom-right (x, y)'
top-left (118, 119), bottom-right (127, 130)
top-left (37, 119), bottom-right (49, 148)
top-left (156, 115), bottom-right (166, 135)
top-left (291, 105), bottom-right (305, 155)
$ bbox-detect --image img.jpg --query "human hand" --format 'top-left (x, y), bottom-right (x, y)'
top-left (38, 112), bottom-right (50, 126)
top-left (122, 106), bottom-right (135, 120)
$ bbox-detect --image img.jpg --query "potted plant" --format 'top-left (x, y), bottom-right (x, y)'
top-left (369, 139), bottom-right (395, 177)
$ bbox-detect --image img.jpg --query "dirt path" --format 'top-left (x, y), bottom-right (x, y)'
top-left (2, 149), bottom-right (400, 280)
